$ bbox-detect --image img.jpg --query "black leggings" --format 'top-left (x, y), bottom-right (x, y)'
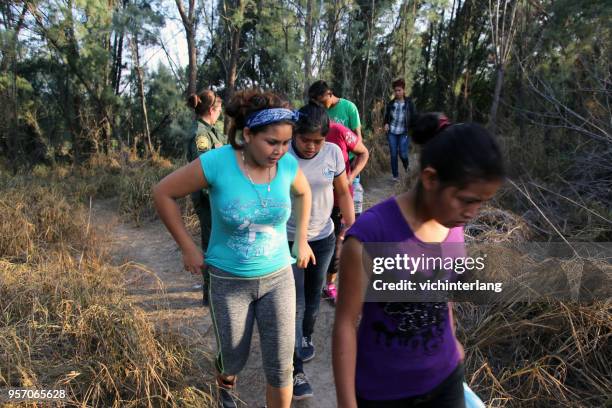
top-left (326, 206), bottom-right (343, 275)
top-left (357, 363), bottom-right (466, 408)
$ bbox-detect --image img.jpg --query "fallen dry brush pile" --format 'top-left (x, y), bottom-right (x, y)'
top-left (458, 299), bottom-right (611, 407)
top-left (457, 207), bottom-right (611, 407)
top-left (0, 173), bottom-right (213, 407)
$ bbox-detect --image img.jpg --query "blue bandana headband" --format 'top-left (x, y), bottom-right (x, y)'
top-left (246, 108), bottom-right (299, 128)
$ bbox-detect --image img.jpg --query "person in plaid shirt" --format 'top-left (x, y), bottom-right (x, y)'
top-left (383, 78), bottom-right (417, 181)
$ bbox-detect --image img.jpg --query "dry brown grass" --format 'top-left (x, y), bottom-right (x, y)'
top-left (456, 206), bottom-right (611, 407)
top-left (0, 184), bottom-right (86, 262)
top-left (361, 128), bottom-right (389, 182)
top-left (2, 152), bottom-right (188, 226)
top-left (466, 206), bottom-right (534, 244)
top-left (0, 170), bottom-right (214, 407)
top-left (457, 299), bottom-right (611, 407)
top-left (116, 158), bottom-right (199, 228)
top-left (2, 152), bottom-right (609, 407)
top-left (498, 125), bottom-right (611, 242)
top-left (1, 257), bottom-right (214, 407)
top-left (117, 161), bottom-right (177, 225)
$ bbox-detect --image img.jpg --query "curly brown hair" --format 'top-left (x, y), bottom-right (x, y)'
top-left (225, 89), bottom-right (292, 149)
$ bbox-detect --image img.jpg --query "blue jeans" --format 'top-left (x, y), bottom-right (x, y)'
top-left (289, 232), bottom-right (336, 374)
top-left (387, 132), bottom-right (409, 178)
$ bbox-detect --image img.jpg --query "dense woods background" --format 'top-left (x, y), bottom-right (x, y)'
top-left (2, 0), bottom-right (610, 240)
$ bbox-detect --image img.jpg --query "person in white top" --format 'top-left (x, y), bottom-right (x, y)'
top-left (286, 102), bottom-right (355, 400)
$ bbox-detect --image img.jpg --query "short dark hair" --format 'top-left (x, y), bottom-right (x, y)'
top-left (308, 80), bottom-right (331, 100)
top-left (392, 78), bottom-right (405, 89)
top-left (295, 102), bottom-right (330, 136)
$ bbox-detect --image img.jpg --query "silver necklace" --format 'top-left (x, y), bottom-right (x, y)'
top-left (242, 150), bottom-right (272, 208)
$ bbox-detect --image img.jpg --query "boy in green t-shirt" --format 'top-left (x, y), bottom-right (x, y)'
top-left (308, 80), bottom-right (362, 140)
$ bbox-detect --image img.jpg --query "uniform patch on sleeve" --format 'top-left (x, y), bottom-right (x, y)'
top-left (196, 135), bottom-right (211, 151)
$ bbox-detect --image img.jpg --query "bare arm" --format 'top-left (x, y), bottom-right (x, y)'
top-left (153, 159), bottom-right (208, 275)
top-left (290, 168), bottom-right (315, 268)
top-left (348, 140), bottom-right (369, 183)
top-left (333, 173), bottom-right (355, 235)
top-left (354, 126), bottom-right (363, 141)
top-left (333, 237), bottom-right (366, 408)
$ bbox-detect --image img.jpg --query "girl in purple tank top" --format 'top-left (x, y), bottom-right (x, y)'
top-left (332, 113), bottom-right (505, 408)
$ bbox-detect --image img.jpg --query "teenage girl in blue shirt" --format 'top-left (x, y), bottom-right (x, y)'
top-left (154, 90), bottom-right (315, 408)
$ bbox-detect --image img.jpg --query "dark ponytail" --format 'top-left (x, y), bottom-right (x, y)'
top-left (412, 112), bottom-right (505, 187)
top-left (295, 102), bottom-right (330, 136)
top-left (187, 89), bottom-right (218, 117)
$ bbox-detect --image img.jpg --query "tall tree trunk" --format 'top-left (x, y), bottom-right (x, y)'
top-left (422, 22), bottom-right (434, 100)
top-left (111, 2), bottom-right (127, 96)
top-left (360, 0), bottom-right (375, 117)
top-left (65, 0), bottom-right (87, 163)
top-left (226, 0), bottom-right (245, 102)
top-left (464, 70), bottom-right (473, 121)
top-left (130, 32), bottom-right (153, 156)
top-left (175, 0), bottom-right (197, 95)
top-left (1, 2), bottom-right (29, 170)
top-left (433, 9), bottom-right (445, 109)
top-left (517, 36), bottom-right (526, 139)
top-left (449, 0), bottom-right (462, 120)
top-left (303, 0), bottom-right (313, 98)
top-left (487, 0), bottom-right (520, 135)
top-left (110, 23), bottom-right (124, 147)
top-left (489, 65), bottom-right (504, 135)
top-left (0, 2), bottom-right (27, 72)
top-left (227, 30), bottom-right (240, 99)
top-left (186, 26), bottom-right (197, 94)
top-left (101, 14), bottom-right (113, 154)
top-left (219, 0), bottom-right (246, 131)
top-left (111, 30), bottom-right (122, 94)
top-left (328, 1), bottom-right (344, 93)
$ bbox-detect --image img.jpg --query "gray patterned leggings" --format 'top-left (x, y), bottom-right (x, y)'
top-left (208, 265), bottom-right (295, 388)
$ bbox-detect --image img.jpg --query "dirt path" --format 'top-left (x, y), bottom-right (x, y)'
top-left (93, 177), bottom-right (398, 408)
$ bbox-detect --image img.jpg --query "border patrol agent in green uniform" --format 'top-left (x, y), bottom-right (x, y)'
top-left (186, 92), bottom-right (225, 306)
top-left (187, 118), bottom-right (225, 246)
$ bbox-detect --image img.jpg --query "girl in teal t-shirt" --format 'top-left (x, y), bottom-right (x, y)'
top-left (154, 90), bottom-right (315, 408)
top-left (200, 144), bottom-right (298, 276)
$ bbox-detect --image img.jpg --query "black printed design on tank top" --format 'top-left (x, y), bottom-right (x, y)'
top-left (372, 302), bottom-right (448, 354)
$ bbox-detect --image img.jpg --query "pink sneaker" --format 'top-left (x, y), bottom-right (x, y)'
top-left (324, 282), bottom-right (338, 303)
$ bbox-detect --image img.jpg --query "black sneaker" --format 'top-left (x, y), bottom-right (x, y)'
top-left (218, 387), bottom-right (237, 408)
top-left (292, 372), bottom-right (313, 400)
top-left (301, 336), bottom-right (315, 362)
